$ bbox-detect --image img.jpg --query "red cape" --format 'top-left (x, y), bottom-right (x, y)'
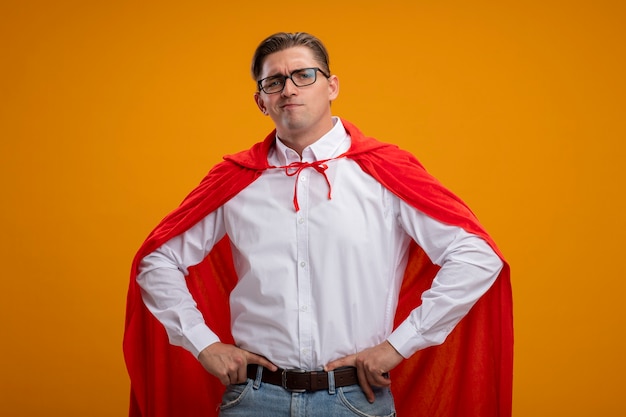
top-left (123, 120), bottom-right (513, 417)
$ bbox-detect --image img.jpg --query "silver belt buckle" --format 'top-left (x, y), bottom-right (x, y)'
top-left (282, 368), bottom-right (307, 392)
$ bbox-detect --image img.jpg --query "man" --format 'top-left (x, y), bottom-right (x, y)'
top-left (124, 32), bottom-right (513, 417)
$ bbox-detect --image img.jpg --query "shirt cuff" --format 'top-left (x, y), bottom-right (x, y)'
top-left (387, 319), bottom-right (430, 359)
top-left (181, 322), bottom-right (220, 358)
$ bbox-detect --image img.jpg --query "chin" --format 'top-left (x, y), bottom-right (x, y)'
top-left (280, 117), bottom-right (310, 132)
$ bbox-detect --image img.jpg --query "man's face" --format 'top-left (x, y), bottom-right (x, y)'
top-left (254, 46), bottom-right (339, 141)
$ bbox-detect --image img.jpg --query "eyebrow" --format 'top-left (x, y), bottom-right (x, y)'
top-left (263, 67), bottom-right (309, 79)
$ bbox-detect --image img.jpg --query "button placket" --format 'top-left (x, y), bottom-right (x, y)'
top-left (295, 169), bottom-right (312, 368)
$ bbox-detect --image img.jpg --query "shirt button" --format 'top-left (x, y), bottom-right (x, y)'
top-left (300, 261), bottom-right (306, 268)
top-left (300, 305), bottom-right (309, 312)
top-left (298, 217), bottom-right (305, 224)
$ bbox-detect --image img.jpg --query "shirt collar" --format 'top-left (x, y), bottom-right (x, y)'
top-left (272, 117), bottom-right (351, 165)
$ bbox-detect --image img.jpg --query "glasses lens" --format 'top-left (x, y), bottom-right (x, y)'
top-left (261, 76), bottom-right (285, 94)
top-left (291, 68), bottom-right (317, 87)
top-left (259, 68), bottom-right (321, 94)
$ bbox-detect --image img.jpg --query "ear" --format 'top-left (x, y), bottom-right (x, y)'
top-left (254, 92), bottom-right (268, 115)
top-left (327, 75), bottom-right (339, 102)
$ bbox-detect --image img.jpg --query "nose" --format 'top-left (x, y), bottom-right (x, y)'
top-left (281, 77), bottom-right (298, 96)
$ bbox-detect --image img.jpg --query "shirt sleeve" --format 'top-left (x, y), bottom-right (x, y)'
top-left (136, 207), bottom-right (227, 358)
top-left (387, 198), bottom-right (503, 358)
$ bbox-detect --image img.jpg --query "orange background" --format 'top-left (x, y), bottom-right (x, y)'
top-left (1, 1), bottom-right (624, 416)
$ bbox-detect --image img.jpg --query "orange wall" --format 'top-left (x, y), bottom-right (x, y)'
top-left (1, 1), bottom-right (624, 416)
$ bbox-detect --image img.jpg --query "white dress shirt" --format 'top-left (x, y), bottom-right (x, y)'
top-left (137, 117), bottom-right (503, 370)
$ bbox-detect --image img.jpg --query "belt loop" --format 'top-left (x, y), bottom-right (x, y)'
top-left (327, 370), bottom-right (336, 395)
top-left (253, 365), bottom-right (263, 389)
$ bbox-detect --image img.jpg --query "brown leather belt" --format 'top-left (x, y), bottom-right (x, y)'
top-left (246, 365), bottom-right (359, 392)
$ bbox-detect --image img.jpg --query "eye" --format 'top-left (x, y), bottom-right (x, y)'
top-left (293, 69), bottom-right (315, 81)
top-left (263, 77), bottom-right (284, 88)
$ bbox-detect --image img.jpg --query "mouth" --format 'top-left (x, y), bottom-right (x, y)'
top-left (280, 103), bottom-right (302, 110)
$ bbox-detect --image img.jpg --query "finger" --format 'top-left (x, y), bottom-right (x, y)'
top-left (324, 354), bottom-right (356, 372)
top-left (212, 364), bottom-right (232, 386)
top-left (367, 369), bottom-right (392, 388)
top-left (247, 352), bottom-right (278, 372)
top-left (236, 364), bottom-right (248, 384)
top-left (355, 362), bottom-right (376, 403)
top-left (217, 372), bottom-right (230, 386)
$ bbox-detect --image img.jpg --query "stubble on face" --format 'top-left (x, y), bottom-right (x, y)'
top-left (255, 47), bottom-right (339, 154)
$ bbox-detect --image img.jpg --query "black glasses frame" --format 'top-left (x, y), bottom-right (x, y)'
top-left (257, 67), bottom-right (330, 94)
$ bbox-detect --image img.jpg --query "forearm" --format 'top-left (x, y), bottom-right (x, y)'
top-left (388, 234), bottom-right (502, 357)
top-left (137, 263), bottom-right (220, 357)
top-left (136, 212), bottom-right (226, 357)
top-left (391, 200), bottom-right (504, 357)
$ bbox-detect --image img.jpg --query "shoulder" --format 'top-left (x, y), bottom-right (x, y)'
top-left (341, 119), bottom-right (423, 167)
top-left (222, 130), bottom-right (275, 170)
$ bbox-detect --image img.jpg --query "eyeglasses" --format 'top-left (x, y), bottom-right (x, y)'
top-left (257, 67), bottom-right (330, 94)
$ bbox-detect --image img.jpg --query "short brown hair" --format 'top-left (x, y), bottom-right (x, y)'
top-left (251, 32), bottom-right (331, 82)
